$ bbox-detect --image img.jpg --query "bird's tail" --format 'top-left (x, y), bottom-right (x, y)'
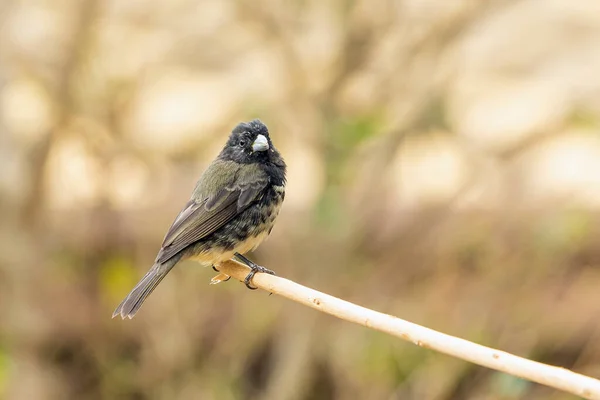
top-left (112, 258), bottom-right (178, 319)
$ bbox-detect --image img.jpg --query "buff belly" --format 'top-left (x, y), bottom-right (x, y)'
top-left (185, 227), bottom-right (273, 266)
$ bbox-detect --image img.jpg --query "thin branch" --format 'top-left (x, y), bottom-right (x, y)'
top-left (216, 260), bottom-right (600, 400)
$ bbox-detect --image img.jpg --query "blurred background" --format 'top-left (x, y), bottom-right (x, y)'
top-left (1, 0), bottom-right (600, 399)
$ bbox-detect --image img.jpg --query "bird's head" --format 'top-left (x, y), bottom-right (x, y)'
top-left (220, 119), bottom-right (281, 166)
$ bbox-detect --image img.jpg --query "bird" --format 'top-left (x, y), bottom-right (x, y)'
top-left (113, 119), bottom-right (286, 319)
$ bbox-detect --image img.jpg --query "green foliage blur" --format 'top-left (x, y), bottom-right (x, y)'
top-left (1, 0), bottom-right (600, 399)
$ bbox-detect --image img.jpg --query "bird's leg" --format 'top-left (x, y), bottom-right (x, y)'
top-left (234, 253), bottom-right (275, 290)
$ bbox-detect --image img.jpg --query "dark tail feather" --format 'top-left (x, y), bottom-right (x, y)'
top-left (112, 260), bottom-right (177, 319)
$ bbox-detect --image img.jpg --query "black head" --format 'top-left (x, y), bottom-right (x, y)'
top-left (219, 120), bottom-right (284, 168)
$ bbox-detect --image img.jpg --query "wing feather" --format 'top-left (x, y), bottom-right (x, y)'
top-left (154, 165), bottom-right (268, 264)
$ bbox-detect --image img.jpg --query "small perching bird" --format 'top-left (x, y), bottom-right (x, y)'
top-left (113, 119), bottom-right (286, 319)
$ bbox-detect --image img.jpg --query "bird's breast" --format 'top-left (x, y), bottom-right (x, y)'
top-left (186, 183), bottom-right (284, 265)
top-left (234, 183), bottom-right (284, 252)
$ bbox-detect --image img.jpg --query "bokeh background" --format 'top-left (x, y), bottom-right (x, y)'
top-left (2, 0), bottom-right (600, 399)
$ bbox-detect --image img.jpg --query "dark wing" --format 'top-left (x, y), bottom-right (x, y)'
top-left (154, 175), bottom-right (268, 264)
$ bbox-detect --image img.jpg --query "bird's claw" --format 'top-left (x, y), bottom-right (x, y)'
top-left (233, 253), bottom-right (275, 290)
top-left (243, 264), bottom-right (275, 290)
top-left (211, 265), bottom-right (230, 284)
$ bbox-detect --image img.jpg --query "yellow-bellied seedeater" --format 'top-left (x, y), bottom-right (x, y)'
top-left (113, 119), bottom-right (286, 319)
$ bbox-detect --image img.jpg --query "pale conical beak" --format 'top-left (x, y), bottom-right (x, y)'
top-left (252, 134), bottom-right (269, 152)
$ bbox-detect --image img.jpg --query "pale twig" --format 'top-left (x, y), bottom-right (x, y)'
top-left (215, 260), bottom-right (600, 400)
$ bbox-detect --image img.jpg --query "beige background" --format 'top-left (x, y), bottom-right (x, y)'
top-left (1, 0), bottom-right (600, 399)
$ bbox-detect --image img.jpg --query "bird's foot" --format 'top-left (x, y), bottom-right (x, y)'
top-left (243, 264), bottom-right (275, 290)
top-left (234, 253), bottom-right (275, 290)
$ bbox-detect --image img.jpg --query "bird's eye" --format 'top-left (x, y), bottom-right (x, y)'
top-left (238, 139), bottom-right (246, 147)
